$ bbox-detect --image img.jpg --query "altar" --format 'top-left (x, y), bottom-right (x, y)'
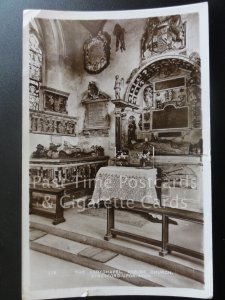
top-left (91, 166), bottom-right (159, 205)
top-left (90, 166), bottom-right (203, 260)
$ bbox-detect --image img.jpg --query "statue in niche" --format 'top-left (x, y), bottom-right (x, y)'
top-left (65, 122), bottom-right (75, 135)
top-left (36, 118), bottom-right (43, 132)
top-left (113, 24), bottom-right (126, 52)
top-left (165, 89), bottom-right (176, 102)
top-left (168, 89), bottom-right (174, 101)
top-left (68, 123), bottom-right (75, 134)
top-left (114, 75), bottom-right (124, 99)
top-left (155, 92), bottom-right (164, 109)
top-left (48, 119), bottom-right (55, 133)
top-left (143, 85), bottom-right (153, 108)
top-left (65, 122), bottom-right (71, 134)
top-left (53, 98), bottom-right (61, 112)
top-left (177, 88), bottom-right (186, 106)
top-left (143, 112), bottom-right (151, 122)
top-left (31, 117), bottom-right (37, 131)
top-left (128, 116), bottom-right (137, 147)
top-left (57, 122), bottom-right (64, 134)
top-left (43, 118), bottom-right (49, 132)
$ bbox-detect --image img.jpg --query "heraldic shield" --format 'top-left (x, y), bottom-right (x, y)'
top-left (83, 31), bottom-right (111, 74)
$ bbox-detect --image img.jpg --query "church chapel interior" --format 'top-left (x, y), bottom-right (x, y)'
top-left (28, 14), bottom-right (204, 290)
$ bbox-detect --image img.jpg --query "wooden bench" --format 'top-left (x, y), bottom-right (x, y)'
top-left (104, 199), bottom-right (204, 260)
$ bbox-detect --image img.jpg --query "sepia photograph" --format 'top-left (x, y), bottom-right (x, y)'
top-left (22, 3), bottom-right (212, 299)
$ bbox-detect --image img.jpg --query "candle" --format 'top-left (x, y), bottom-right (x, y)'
top-left (114, 147), bottom-right (117, 157)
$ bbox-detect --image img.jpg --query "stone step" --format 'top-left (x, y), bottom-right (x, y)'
top-left (30, 221), bottom-right (204, 284)
top-left (30, 240), bottom-right (162, 287)
top-left (29, 228), bottom-right (47, 241)
top-left (31, 233), bottom-right (203, 289)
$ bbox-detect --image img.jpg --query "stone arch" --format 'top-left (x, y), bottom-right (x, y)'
top-left (33, 19), bottom-right (67, 88)
top-left (125, 54), bottom-right (200, 106)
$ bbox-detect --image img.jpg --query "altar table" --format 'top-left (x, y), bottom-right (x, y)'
top-left (90, 166), bottom-right (159, 205)
top-left (89, 166), bottom-right (203, 260)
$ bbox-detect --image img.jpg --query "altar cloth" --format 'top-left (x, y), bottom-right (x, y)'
top-left (90, 166), bottom-right (159, 204)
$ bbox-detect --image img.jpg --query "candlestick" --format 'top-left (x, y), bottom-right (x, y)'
top-left (152, 146), bottom-right (155, 169)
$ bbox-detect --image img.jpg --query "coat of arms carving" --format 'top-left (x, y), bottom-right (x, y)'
top-left (83, 31), bottom-right (111, 74)
top-left (141, 15), bottom-right (186, 59)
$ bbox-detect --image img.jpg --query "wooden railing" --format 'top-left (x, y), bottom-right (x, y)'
top-left (104, 199), bottom-right (204, 260)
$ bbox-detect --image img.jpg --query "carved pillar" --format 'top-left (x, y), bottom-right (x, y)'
top-left (112, 100), bottom-right (138, 152)
top-left (120, 111), bottom-right (127, 150)
top-left (115, 109), bottom-right (121, 151)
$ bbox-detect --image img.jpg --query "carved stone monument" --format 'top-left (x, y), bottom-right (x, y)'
top-left (81, 82), bottom-right (111, 137)
top-left (41, 86), bottom-right (69, 114)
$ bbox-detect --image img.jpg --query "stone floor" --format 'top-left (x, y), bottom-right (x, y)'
top-left (30, 250), bottom-right (131, 290)
top-left (29, 201), bottom-right (204, 292)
